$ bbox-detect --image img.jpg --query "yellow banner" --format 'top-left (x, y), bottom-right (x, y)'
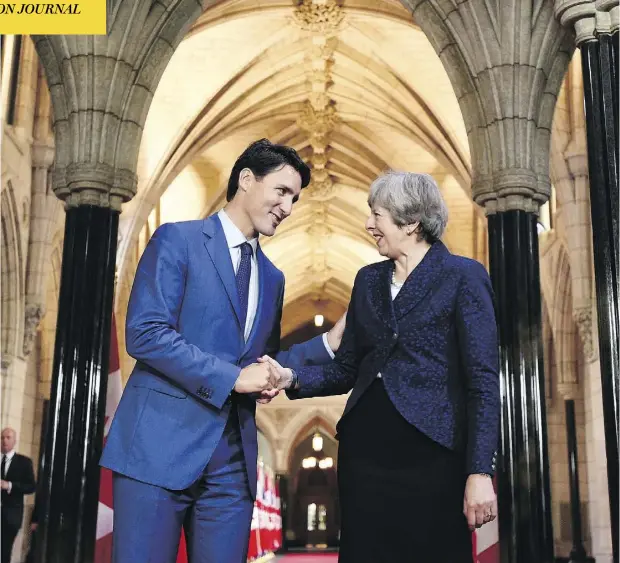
top-left (0, 1), bottom-right (105, 34)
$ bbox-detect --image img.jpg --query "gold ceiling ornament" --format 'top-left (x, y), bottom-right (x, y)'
top-left (307, 202), bottom-right (332, 235)
top-left (309, 36), bottom-right (338, 61)
top-left (294, 0), bottom-right (343, 250)
top-left (305, 64), bottom-right (335, 87)
top-left (308, 92), bottom-right (332, 111)
top-left (311, 152), bottom-right (328, 169)
top-left (297, 103), bottom-right (339, 143)
top-left (307, 170), bottom-right (335, 201)
top-left (293, 0), bottom-right (344, 34)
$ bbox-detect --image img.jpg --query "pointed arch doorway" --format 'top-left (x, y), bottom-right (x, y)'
top-left (287, 422), bottom-right (340, 549)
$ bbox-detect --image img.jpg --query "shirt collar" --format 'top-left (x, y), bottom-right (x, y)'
top-left (3, 450), bottom-right (15, 460)
top-left (217, 209), bottom-right (258, 255)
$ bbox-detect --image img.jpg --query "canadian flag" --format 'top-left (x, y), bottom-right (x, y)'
top-left (271, 473), bottom-right (282, 551)
top-left (473, 517), bottom-right (499, 562)
top-left (91, 315), bottom-right (196, 563)
top-left (94, 314), bottom-right (123, 563)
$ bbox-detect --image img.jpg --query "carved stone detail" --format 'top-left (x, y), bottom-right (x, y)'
top-left (293, 0), bottom-right (344, 34)
top-left (308, 170), bottom-right (335, 200)
top-left (309, 37), bottom-right (339, 60)
top-left (554, 0), bottom-right (619, 44)
top-left (574, 306), bottom-right (597, 363)
top-left (298, 104), bottom-right (339, 145)
top-left (54, 164), bottom-right (136, 211)
top-left (307, 203), bottom-right (331, 235)
top-left (23, 303), bottom-right (45, 357)
top-left (293, 0), bottom-right (344, 282)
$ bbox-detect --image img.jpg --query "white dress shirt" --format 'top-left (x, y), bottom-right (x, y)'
top-left (377, 281), bottom-right (402, 379)
top-left (2, 450), bottom-right (15, 493)
top-left (217, 210), bottom-right (334, 356)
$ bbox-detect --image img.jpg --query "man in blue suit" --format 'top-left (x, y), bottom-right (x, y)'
top-left (101, 139), bottom-right (344, 563)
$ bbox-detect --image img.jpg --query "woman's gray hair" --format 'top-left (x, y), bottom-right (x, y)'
top-left (368, 171), bottom-right (448, 243)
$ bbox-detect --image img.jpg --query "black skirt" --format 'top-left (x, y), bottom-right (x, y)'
top-left (337, 379), bottom-right (473, 563)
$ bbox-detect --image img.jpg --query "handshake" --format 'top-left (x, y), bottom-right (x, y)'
top-left (233, 356), bottom-right (293, 404)
top-left (233, 310), bottom-right (347, 404)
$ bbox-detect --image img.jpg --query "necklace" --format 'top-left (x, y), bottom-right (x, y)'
top-left (391, 269), bottom-right (404, 287)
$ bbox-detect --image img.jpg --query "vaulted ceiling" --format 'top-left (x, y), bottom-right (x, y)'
top-left (116, 0), bottom-right (476, 329)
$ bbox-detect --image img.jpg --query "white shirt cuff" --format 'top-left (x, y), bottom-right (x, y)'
top-left (6, 482), bottom-right (12, 494)
top-left (322, 332), bottom-right (335, 359)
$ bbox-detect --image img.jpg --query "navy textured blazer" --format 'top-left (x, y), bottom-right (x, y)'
top-left (289, 241), bottom-right (500, 476)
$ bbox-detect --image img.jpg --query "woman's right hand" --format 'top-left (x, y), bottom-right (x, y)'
top-left (257, 356), bottom-right (294, 390)
top-left (463, 474), bottom-right (497, 530)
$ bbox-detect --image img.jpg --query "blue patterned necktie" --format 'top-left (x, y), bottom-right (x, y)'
top-left (235, 242), bottom-right (253, 334)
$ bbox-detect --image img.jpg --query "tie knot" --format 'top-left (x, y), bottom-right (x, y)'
top-left (239, 242), bottom-right (253, 257)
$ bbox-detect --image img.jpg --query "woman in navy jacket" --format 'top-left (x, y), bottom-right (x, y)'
top-left (268, 171), bottom-right (500, 563)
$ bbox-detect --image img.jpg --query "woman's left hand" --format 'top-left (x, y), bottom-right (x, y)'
top-left (463, 474), bottom-right (497, 531)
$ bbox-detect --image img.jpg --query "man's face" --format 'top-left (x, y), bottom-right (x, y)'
top-left (1, 429), bottom-right (16, 453)
top-left (241, 164), bottom-right (302, 237)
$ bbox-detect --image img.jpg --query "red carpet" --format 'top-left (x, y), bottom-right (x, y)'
top-left (276, 555), bottom-right (338, 562)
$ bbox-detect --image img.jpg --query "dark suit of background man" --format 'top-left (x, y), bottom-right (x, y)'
top-left (1, 427), bottom-right (36, 563)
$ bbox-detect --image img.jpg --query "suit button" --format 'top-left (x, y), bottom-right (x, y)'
top-left (392, 333), bottom-right (398, 340)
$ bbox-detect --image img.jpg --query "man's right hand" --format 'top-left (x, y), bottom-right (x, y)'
top-left (257, 356), bottom-right (294, 389)
top-left (234, 362), bottom-right (276, 394)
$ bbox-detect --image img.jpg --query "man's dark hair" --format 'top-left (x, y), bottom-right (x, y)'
top-left (226, 138), bottom-right (311, 201)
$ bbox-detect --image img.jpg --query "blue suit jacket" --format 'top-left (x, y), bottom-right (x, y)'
top-left (289, 241), bottom-right (500, 475)
top-left (100, 215), bottom-right (332, 497)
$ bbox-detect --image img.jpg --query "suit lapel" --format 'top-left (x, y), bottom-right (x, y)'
top-left (367, 260), bottom-right (398, 332)
top-left (393, 241), bottom-right (449, 320)
top-left (202, 215), bottom-right (242, 329)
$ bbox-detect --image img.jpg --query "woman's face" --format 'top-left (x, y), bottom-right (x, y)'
top-left (365, 206), bottom-right (410, 259)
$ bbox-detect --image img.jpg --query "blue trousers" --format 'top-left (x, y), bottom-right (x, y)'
top-left (112, 409), bottom-right (253, 563)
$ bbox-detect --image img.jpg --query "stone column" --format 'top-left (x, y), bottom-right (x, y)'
top-left (31, 2), bottom-right (203, 561)
top-left (487, 198), bottom-right (555, 563)
top-left (555, 3), bottom-right (619, 559)
top-left (403, 1), bottom-right (574, 561)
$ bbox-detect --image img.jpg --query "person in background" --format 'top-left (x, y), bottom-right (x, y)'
top-left (1, 427), bottom-right (36, 563)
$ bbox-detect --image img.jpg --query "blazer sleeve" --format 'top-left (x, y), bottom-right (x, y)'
top-left (10, 456), bottom-right (35, 495)
top-left (265, 278), bottom-right (333, 369)
top-left (287, 270), bottom-right (363, 399)
top-left (125, 223), bottom-right (241, 410)
top-left (455, 260), bottom-right (501, 476)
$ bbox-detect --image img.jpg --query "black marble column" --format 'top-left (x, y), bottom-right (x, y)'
top-left (563, 400), bottom-right (594, 563)
top-left (277, 474), bottom-right (290, 550)
top-left (34, 205), bottom-right (119, 563)
top-left (488, 210), bottom-right (554, 563)
top-left (581, 32), bottom-right (619, 563)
